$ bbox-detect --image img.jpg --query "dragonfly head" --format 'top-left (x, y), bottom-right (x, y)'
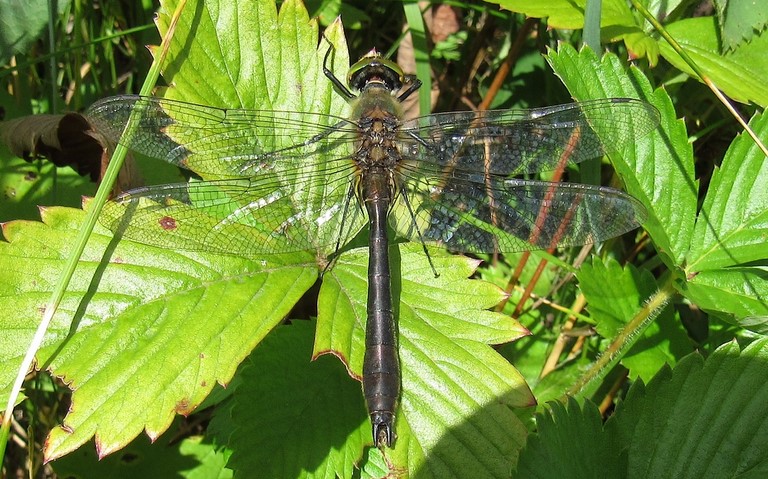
top-left (347, 49), bottom-right (404, 95)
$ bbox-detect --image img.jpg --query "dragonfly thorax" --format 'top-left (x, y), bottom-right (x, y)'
top-left (352, 85), bottom-right (403, 173)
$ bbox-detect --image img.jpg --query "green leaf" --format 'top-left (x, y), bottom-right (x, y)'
top-left (0, 149), bottom-right (95, 223)
top-left (226, 321), bottom-right (366, 479)
top-left (579, 258), bottom-right (656, 338)
top-left (577, 257), bottom-right (689, 381)
top-left (317, 244), bottom-right (534, 477)
top-left (155, 0), bottom-right (349, 116)
top-left (716, 0), bottom-right (768, 51)
top-left (682, 268), bottom-right (768, 330)
top-left (518, 339), bottom-right (768, 478)
top-left (491, 0), bottom-right (635, 33)
top-left (688, 109), bottom-right (768, 272)
top-left (358, 447), bottom-right (389, 478)
top-left (491, 0), bottom-right (661, 61)
top-left (514, 398), bottom-right (619, 478)
top-left (622, 31), bottom-right (660, 67)
top-left (681, 108), bottom-right (768, 326)
top-left (658, 16), bottom-right (768, 107)
top-left (51, 424), bottom-right (233, 478)
top-left (608, 338), bottom-right (768, 478)
top-left (0, 205), bottom-right (316, 460)
top-left (546, 45), bottom-right (698, 269)
top-left (530, 359), bottom-right (586, 405)
top-left (0, 0), bottom-right (70, 63)
top-left (4, 0), bottom-right (351, 461)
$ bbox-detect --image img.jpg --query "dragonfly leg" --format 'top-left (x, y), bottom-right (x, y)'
top-left (321, 184), bottom-right (358, 277)
top-left (322, 40), bottom-right (355, 100)
top-left (399, 186), bottom-right (440, 278)
top-left (397, 77), bottom-right (422, 102)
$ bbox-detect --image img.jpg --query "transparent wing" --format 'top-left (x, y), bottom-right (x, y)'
top-left (92, 95), bottom-right (653, 258)
top-left (391, 174), bottom-right (647, 253)
top-left (397, 98), bottom-right (659, 176)
top-left (101, 163), bottom-right (366, 256)
top-left (86, 95), bottom-right (357, 178)
top-left (91, 95), bottom-right (366, 255)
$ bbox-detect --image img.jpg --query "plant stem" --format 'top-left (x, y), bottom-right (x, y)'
top-left (0, 0), bottom-right (187, 465)
top-left (565, 273), bottom-right (676, 399)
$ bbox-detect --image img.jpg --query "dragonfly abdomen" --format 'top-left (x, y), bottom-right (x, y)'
top-left (361, 170), bottom-right (399, 447)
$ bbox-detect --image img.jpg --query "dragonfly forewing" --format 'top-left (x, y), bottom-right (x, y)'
top-left (87, 95), bottom-right (358, 178)
top-left (397, 98), bottom-right (659, 176)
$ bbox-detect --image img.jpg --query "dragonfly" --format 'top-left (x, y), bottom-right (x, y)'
top-left (87, 46), bottom-right (659, 448)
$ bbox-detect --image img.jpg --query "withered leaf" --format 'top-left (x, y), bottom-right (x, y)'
top-left (0, 112), bottom-right (104, 181)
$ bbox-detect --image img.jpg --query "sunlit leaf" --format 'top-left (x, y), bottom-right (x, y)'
top-left (0, 205), bottom-right (316, 460)
top-left (548, 45), bottom-right (697, 269)
top-left (688, 109), bottom-right (768, 272)
top-left (317, 244), bottom-right (533, 476)
top-left (658, 17), bottom-right (768, 107)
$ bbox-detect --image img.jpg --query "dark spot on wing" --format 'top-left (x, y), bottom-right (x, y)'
top-left (159, 216), bottom-right (177, 230)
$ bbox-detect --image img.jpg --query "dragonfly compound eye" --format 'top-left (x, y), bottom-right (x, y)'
top-left (348, 51), bottom-right (405, 93)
